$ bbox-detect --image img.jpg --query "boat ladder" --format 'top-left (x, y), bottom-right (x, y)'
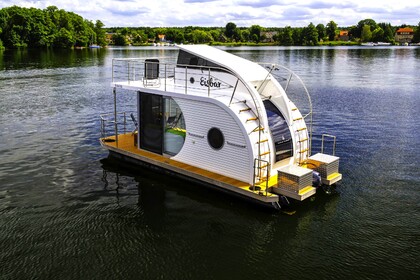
top-left (237, 100), bottom-right (272, 192)
top-left (291, 106), bottom-right (310, 166)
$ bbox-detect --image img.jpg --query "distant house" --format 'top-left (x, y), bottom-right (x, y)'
top-left (338, 30), bottom-right (349, 41)
top-left (106, 32), bottom-right (116, 44)
top-left (261, 31), bottom-right (278, 43)
top-left (395, 27), bottom-right (414, 44)
top-left (158, 34), bottom-right (166, 42)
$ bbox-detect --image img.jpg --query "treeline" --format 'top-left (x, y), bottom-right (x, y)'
top-left (0, 6), bottom-right (106, 49)
top-left (108, 20), bottom-right (420, 46)
top-left (0, 5), bottom-right (419, 50)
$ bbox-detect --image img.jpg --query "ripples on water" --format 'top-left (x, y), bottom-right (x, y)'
top-left (0, 47), bottom-right (419, 279)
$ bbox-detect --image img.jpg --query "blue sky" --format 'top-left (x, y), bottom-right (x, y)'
top-left (1, 0), bottom-right (419, 27)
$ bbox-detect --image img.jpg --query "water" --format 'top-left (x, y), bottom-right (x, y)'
top-left (0, 46), bottom-right (419, 279)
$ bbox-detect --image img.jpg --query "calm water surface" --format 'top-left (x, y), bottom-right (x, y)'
top-left (0, 46), bottom-right (419, 279)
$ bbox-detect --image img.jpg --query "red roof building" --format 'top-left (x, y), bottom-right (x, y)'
top-left (395, 27), bottom-right (414, 44)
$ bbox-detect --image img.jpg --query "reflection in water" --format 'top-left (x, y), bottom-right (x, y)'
top-left (0, 48), bottom-right (108, 70)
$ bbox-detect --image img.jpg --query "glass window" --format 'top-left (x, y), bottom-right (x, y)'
top-left (163, 98), bottom-right (186, 155)
top-left (263, 100), bottom-right (293, 161)
top-left (207, 127), bottom-right (224, 150)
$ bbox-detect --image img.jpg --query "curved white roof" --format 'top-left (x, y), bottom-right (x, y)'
top-left (178, 45), bottom-right (269, 82)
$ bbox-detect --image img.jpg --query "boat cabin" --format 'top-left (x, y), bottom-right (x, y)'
top-left (100, 45), bottom-right (342, 208)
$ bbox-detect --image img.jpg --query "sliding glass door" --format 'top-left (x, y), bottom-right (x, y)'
top-left (140, 93), bottom-right (163, 154)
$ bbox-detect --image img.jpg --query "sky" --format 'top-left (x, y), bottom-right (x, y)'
top-left (1, 0), bottom-right (419, 28)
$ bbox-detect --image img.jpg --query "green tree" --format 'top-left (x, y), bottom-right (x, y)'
top-left (292, 28), bottom-right (303, 45)
top-left (316, 23), bottom-right (326, 41)
top-left (413, 22), bottom-right (420, 43)
top-left (356, 19), bottom-right (377, 38)
top-left (361, 24), bottom-right (372, 42)
top-left (279, 26), bottom-right (293, 45)
top-left (302, 22), bottom-right (318, 45)
top-left (377, 23), bottom-right (394, 42)
top-left (249, 25), bottom-right (262, 43)
top-left (233, 28), bottom-right (243, 42)
top-left (241, 29), bottom-right (250, 42)
top-left (326, 20), bottom-right (337, 41)
top-left (225, 22), bottom-right (236, 39)
top-left (53, 27), bottom-right (75, 48)
top-left (371, 27), bottom-right (384, 42)
top-left (94, 20), bottom-right (107, 46)
top-left (190, 29), bottom-right (212, 43)
top-left (174, 32), bottom-right (185, 44)
top-left (0, 27), bottom-right (3, 50)
top-left (0, 6), bottom-right (104, 49)
top-left (112, 33), bottom-right (127, 46)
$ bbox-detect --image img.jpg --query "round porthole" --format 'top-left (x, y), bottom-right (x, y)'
top-left (207, 127), bottom-right (224, 150)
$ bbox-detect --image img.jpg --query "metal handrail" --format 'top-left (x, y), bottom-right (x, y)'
top-left (321, 134), bottom-right (337, 156)
top-left (258, 63), bottom-right (313, 155)
top-left (252, 158), bottom-right (270, 196)
top-left (100, 111), bottom-right (130, 139)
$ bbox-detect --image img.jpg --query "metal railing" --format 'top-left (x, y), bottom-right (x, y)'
top-left (258, 63), bottom-right (313, 155)
top-left (100, 112), bottom-right (131, 139)
top-left (321, 134), bottom-right (337, 156)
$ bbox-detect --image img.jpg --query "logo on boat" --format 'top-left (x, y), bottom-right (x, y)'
top-left (200, 77), bottom-right (221, 88)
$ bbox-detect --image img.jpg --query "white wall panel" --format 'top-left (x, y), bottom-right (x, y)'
top-left (172, 98), bottom-right (253, 184)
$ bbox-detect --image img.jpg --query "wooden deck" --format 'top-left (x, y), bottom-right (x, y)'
top-left (100, 133), bottom-right (279, 204)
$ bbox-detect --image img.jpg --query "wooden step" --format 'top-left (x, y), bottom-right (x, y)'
top-left (298, 138), bottom-right (308, 142)
top-left (293, 117), bottom-right (303, 121)
top-left (299, 148), bottom-right (309, 154)
top-left (252, 126), bottom-right (264, 132)
top-left (296, 127), bottom-right (307, 132)
top-left (260, 151), bottom-right (270, 156)
top-left (292, 107), bottom-right (298, 111)
top-left (239, 108), bottom-right (251, 113)
top-left (257, 139), bottom-right (268, 144)
top-left (246, 117), bottom-right (258, 122)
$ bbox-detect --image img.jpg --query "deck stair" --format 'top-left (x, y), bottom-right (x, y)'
top-left (273, 165), bottom-right (316, 201)
top-left (291, 106), bottom-right (310, 166)
top-left (235, 100), bottom-right (271, 188)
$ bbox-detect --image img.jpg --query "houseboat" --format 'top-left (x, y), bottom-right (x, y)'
top-left (100, 45), bottom-right (342, 209)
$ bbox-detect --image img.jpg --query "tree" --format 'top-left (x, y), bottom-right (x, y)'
top-left (0, 6), bottom-right (105, 48)
top-left (371, 27), bottom-right (384, 42)
top-left (326, 20), bottom-right (337, 41)
top-left (94, 20), bottom-right (107, 46)
top-left (0, 27), bottom-right (3, 50)
top-left (112, 33), bottom-right (127, 46)
top-left (233, 29), bottom-right (243, 42)
top-left (361, 24), bottom-right (372, 42)
top-left (316, 23), bottom-right (326, 41)
top-left (279, 26), bottom-right (293, 45)
top-left (241, 29), bottom-right (250, 42)
top-left (249, 25), bottom-right (262, 43)
top-left (292, 28), bottom-right (303, 45)
top-left (413, 22), bottom-right (420, 43)
top-left (174, 32), bottom-right (185, 44)
top-left (381, 23), bottom-right (395, 42)
top-left (356, 19), bottom-right (377, 38)
top-left (225, 22), bottom-right (236, 39)
top-left (190, 29), bottom-right (212, 43)
top-left (302, 22), bottom-right (318, 45)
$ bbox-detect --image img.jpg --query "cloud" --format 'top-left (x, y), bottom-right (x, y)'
top-left (0, 0), bottom-right (418, 27)
top-left (306, 1), bottom-right (353, 9)
top-left (236, 0), bottom-right (284, 8)
top-left (184, 0), bottom-right (217, 3)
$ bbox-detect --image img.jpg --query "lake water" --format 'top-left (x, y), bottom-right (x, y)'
top-left (0, 46), bottom-right (419, 279)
